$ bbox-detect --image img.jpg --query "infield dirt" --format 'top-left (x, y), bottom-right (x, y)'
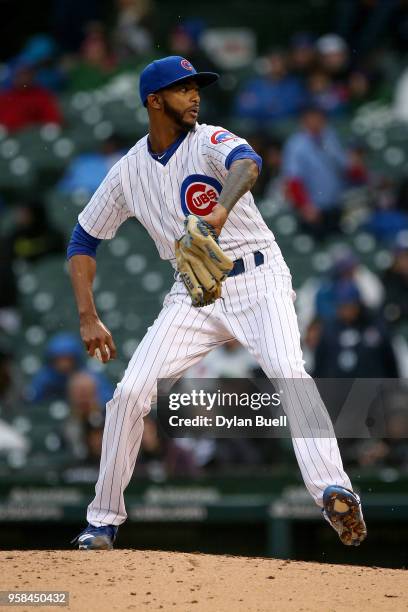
top-left (1, 550), bottom-right (407, 611)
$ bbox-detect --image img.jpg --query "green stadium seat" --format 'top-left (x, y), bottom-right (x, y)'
top-left (11, 415), bottom-right (33, 434)
top-left (374, 249), bottom-right (393, 271)
top-left (16, 128), bottom-right (73, 176)
top-left (311, 251), bottom-right (332, 274)
top-left (29, 424), bottom-right (64, 453)
top-left (353, 232), bottom-right (376, 253)
top-left (292, 234), bottom-right (315, 255)
top-left (48, 400), bottom-right (70, 421)
top-left (25, 324), bottom-right (47, 344)
top-left (5, 449), bottom-right (28, 470)
top-left (45, 190), bottom-right (88, 235)
top-left (20, 354), bottom-right (42, 377)
top-left (274, 213), bottom-right (298, 237)
top-left (0, 158), bottom-right (36, 192)
top-left (0, 137), bottom-right (20, 159)
top-left (17, 257), bottom-right (78, 334)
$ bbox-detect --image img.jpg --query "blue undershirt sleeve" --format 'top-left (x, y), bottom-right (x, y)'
top-left (225, 144), bottom-right (262, 173)
top-left (67, 222), bottom-right (102, 260)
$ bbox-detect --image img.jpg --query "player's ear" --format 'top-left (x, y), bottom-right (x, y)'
top-left (147, 93), bottom-right (162, 110)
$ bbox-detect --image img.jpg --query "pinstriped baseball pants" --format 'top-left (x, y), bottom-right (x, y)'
top-left (87, 242), bottom-right (352, 526)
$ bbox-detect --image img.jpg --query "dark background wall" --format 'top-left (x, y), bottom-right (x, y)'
top-left (0, 0), bottom-right (335, 60)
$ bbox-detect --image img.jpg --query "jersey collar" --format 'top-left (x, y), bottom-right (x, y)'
top-left (147, 130), bottom-right (189, 166)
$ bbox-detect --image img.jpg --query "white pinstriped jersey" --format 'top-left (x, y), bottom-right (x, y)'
top-left (78, 123), bottom-right (276, 266)
top-left (78, 126), bottom-right (354, 528)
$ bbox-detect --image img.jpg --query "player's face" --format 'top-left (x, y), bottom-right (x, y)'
top-left (161, 79), bottom-right (200, 130)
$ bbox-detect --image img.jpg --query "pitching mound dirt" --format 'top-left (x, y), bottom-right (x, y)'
top-left (1, 550), bottom-right (406, 612)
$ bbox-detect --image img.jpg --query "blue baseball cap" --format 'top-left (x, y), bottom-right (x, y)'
top-left (335, 281), bottom-right (361, 306)
top-left (139, 56), bottom-right (219, 106)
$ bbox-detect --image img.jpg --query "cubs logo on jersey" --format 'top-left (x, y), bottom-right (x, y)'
top-left (210, 129), bottom-right (238, 145)
top-left (180, 174), bottom-right (222, 216)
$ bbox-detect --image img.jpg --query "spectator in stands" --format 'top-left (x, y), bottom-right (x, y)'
top-left (289, 32), bottom-right (317, 80)
top-left (296, 248), bottom-right (384, 333)
top-left (364, 176), bottom-right (408, 243)
top-left (18, 34), bottom-right (66, 92)
top-left (382, 240), bottom-right (408, 328)
top-left (84, 424), bottom-right (104, 464)
top-left (0, 57), bottom-right (62, 133)
top-left (313, 280), bottom-right (399, 377)
top-left (353, 435), bottom-right (408, 470)
top-left (137, 415), bottom-right (198, 477)
top-left (347, 139), bottom-right (369, 186)
top-left (282, 107), bottom-right (346, 238)
top-left (64, 371), bottom-right (105, 461)
top-left (4, 200), bottom-right (65, 263)
top-left (169, 19), bottom-right (203, 57)
top-left (316, 34), bottom-right (350, 84)
top-left (27, 332), bottom-right (113, 405)
top-left (167, 19), bottom-right (231, 119)
top-left (168, 19), bottom-right (214, 71)
top-left (187, 343), bottom-right (286, 469)
top-left (58, 135), bottom-right (125, 195)
top-left (348, 70), bottom-right (372, 111)
top-left (234, 49), bottom-right (307, 123)
top-left (307, 69), bottom-right (349, 116)
top-left (282, 107), bottom-right (366, 239)
top-left (343, 387), bottom-right (408, 470)
top-left (365, 206), bottom-right (408, 244)
top-left (316, 249), bottom-right (384, 321)
top-left (113, 0), bottom-right (155, 60)
top-left (67, 22), bottom-right (117, 91)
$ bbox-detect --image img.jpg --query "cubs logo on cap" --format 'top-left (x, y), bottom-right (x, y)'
top-left (210, 129), bottom-right (238, 145)
top-left (180, 174), bottom-right (222, 216)
top-left (180, 59), bottom-right (193, 71)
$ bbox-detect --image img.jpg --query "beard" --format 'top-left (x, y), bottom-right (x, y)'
top-left (162, 98), bottom-right (196, 131)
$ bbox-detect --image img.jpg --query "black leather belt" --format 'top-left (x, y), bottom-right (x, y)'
top-left (228, 251), bottom-right (264, 277)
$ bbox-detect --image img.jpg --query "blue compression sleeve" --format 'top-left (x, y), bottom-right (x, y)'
top-left (67, 223), bottom-right (101, 259)
top-left (225, 144), bottom-right (262, 173)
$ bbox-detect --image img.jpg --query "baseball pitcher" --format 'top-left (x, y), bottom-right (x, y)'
top-left (68, 56), bottom-right (367, 550)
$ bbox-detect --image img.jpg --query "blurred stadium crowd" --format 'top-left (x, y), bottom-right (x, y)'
top-left (1, 0), bottom-right (408, 482)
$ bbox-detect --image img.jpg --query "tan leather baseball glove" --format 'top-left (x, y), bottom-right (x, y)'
top-left (175, 215), bottom-right (233, 307)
